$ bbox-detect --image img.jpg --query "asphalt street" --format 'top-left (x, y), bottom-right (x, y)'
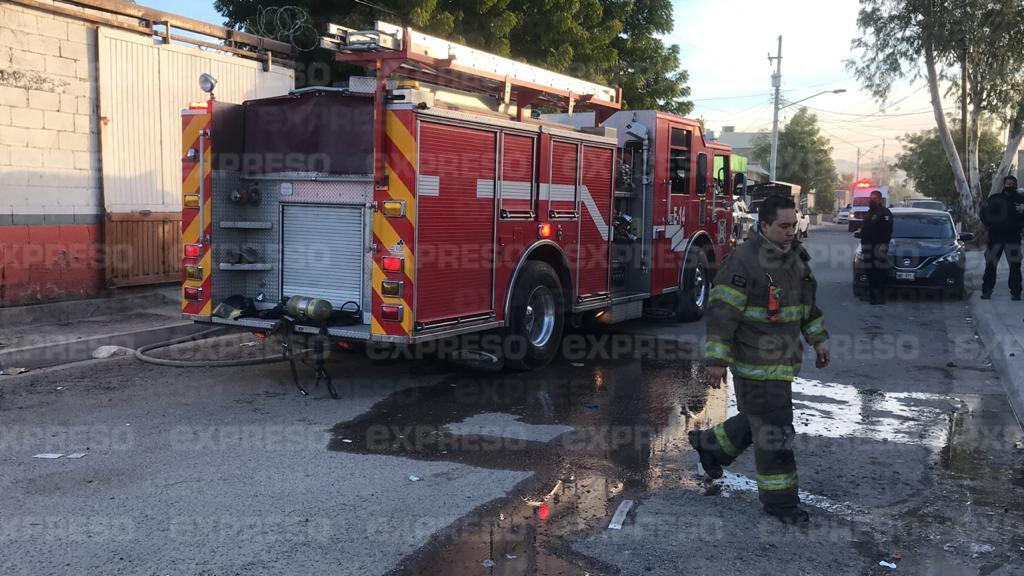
top-left (1, 224), bottom-right (1022, 576)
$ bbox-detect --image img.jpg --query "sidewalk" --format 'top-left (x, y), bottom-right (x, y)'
top-left (965, 250), bottom-right (1024, 429)
top-left (0, 286), bottom-right (206, 372)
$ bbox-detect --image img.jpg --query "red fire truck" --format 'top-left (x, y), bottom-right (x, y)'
top-left (180, 21), bottom-right (740, 372)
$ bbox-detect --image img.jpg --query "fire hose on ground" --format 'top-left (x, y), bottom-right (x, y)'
top-left (134, 295), bottom-right (346, 397)
top-left (133, 328), bottom-right (299, 368)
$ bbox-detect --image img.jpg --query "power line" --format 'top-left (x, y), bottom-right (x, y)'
top-left (691, 92), bottom-right (771, 102)
top-left (803, 106), bottom-right (933, 119)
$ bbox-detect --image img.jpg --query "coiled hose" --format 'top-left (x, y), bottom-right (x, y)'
top-left (134, 328), bottom-right (297, 368)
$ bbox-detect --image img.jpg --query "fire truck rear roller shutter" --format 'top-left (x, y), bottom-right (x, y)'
top-left (281, 204), bottom-right (365, 311)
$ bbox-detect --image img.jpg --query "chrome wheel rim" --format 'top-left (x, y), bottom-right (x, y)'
top-left (692, 266), bottom-right (707, 309)
top-left (524, 286), bottom-right (556, 347)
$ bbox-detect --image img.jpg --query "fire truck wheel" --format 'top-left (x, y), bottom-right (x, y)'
top-left (506, 261), bottom-right (565, 371)
top-left (676, 249), bottom-right (710, 322)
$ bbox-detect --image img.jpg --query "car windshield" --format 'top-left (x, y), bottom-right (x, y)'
top-left (911, 201), bottom-right (945, 211)
top-left (893, 213), bottom-right (955, 239)
top-left (853, 197), bottom-right (872, 207)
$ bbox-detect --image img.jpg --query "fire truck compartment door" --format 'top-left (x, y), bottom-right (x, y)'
top-left (281, 204), bottom-right (365, 312)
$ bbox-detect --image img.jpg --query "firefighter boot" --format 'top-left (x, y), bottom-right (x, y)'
top-left (688, 430), bottom-right (723, 479)
top-left (764, 505), bottom-right (810, 526)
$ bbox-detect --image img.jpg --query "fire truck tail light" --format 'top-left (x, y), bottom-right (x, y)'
top-left (538, 223), bottom-right (553, 239)
top-left (184, 286), bottom-right (203, 301)
top-left (382, 256), bottom-right (404, 273)
top-left (183, 194), bottom-right (200, 208)
top-left (184, 265), bottom-right (203, 281)
top-left (184, 244), bottom-right (201, 258)
top-left (381, 304), bottom-right (403, 322)
top-left (381, 200), bottom-right (405, 217)
top-left (381, 280), bottom-right (403, 297)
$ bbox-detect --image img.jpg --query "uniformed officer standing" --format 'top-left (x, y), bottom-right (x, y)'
top-left (860, 190), bottom-right (894, 305)
top-left (980, 175), bottom-right (1024, 300)
top-left (688, 194), bottom-right (830, 525)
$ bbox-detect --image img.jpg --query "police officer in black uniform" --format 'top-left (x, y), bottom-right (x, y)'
top-left (980, 175), bottom-right (1024, 300)
top-left (860, 190), bottom-right (894, 305)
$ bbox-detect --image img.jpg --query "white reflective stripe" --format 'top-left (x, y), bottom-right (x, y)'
top-left (476, 179), bottom-right (495, 199)
top-left (578, 185), bottom-right (610, 241)
top-left (668, 224), bottom-right (687, 252)
top-left (466, 180), bottom-right (608, 242)
top-left (418, 174), bottom-right (440, 197)
top-left (538, 183), bottom-right (577, 202)
top-left (500, 181), bottom-right (532, 200)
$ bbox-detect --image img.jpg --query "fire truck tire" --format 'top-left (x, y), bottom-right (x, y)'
top-left (676, 248), bottom-right (710, 322)
top-left (505, 261), bottom-right (565, 371)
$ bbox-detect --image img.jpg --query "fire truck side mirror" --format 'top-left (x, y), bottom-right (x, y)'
top-left (733, 173), bottom-right (746, 196)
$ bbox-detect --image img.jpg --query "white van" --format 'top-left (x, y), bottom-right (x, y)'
top-left (849, 184), bottom-right (889, 232)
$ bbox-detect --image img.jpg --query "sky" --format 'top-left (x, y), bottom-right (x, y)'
top-left (666, 0), bottom-right (945, 172)
top-left (146, 0), bottom-right (946, 172)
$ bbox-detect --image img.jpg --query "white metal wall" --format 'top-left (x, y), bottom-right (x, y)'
top-left (98, 28), bottom-right (293, 213)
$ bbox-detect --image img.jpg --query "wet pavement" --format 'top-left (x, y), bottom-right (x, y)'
top-left (2, 224), bottom-right (1024, 575)
top-left (328, 356), bottom-right (728, 575)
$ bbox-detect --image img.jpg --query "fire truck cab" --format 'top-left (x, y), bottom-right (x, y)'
top-left (179, 22), bottom-right (737, 371)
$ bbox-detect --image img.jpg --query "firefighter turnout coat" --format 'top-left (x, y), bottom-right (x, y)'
top-left (704, 233), bottom-right (828, 380)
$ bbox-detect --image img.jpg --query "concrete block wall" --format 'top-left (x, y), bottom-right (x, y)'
top-left (0, 1), bottom-right (103, 305)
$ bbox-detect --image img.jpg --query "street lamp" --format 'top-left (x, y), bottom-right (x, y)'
top-left (770, 89), bottom-right (846, 181)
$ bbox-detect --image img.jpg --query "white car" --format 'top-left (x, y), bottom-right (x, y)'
top-left (732, 199), bottom-right (756, 242)
top-left (834, 206), bottom-right (851, 224)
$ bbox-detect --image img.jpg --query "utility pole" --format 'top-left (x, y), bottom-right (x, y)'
top-left (769, 35), bottom-right (782, 181)
top-left (856, 147), bottom-right (861, 181)
top-left (880, 138), bottom-right (886, 185)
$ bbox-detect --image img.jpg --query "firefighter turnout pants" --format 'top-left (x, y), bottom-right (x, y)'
top-left (698, 378), bottom-right (799, 511)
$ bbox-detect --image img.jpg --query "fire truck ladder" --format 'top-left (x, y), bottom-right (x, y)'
top-left (320, 21), bottom-right (622, 122)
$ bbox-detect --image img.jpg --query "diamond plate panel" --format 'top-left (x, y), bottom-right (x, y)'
top-left (212, 171), bottom-right (281, 305)
top-left (281, 180), bottom-right (373, 205)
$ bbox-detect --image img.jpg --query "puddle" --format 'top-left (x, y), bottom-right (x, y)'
top-left (329, 356), bottom-right (728, 575)
top-left (327, 364), bottom-right (1020, 574)
top-left (792, 378), bottom-right (962, 450)
top-left (712, 471), bottom-right (867, 517)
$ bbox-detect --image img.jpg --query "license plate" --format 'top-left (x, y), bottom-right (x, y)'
top-left (896, 272), bottom-right (915, 281)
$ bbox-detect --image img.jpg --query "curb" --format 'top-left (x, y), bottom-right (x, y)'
top-left (0, 288), bottom-right (177, 326)
top-left (0, 322), bottom-right (209, 371)
top-left (968, 294), bottom-right (1024, 430)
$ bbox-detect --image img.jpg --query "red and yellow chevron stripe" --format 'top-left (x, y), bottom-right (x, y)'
top-left (372, 110), bottom-right (417, 337)
top-left (181, 103), bottom-right (213, 316)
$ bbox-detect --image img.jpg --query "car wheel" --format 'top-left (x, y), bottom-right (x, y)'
top-left (677, 248), bottom-right (710, 322)
top-left (853, 283), bottom-right (867, 300)
top-left (505, 261), bottom-right (565, 371)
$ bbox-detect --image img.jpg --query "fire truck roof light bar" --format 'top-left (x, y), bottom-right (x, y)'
top-left (321, 21), bottom-right (621, 115)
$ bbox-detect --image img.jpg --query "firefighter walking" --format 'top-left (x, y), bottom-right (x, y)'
top-left (689, 195), bottom-right (830, 525)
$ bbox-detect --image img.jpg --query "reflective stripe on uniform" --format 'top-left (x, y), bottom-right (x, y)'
top-left (742, 305), bottom-right (806, 323)
top-left (802, 315), bottom-right (826, 338)
top-left (731, 361), bottom-right (797, 381)
top-left (709, 285), bottom-right (747, 310)
top-left (713, 422), bottom-right (739, 458)
top-left (756, 472), bottom-right (798, 491)
top-left (705, 340), bottom-right (733, 363)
